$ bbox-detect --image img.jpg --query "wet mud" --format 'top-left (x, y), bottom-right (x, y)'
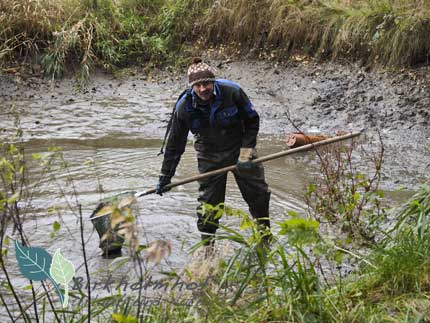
top-left (218, 60), bottom-right (430, 190)
top-left (1, 59), bottom-right (428, 189)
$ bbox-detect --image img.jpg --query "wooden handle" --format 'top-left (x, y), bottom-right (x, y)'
top-left (136, 131), bottom-right (362, 198)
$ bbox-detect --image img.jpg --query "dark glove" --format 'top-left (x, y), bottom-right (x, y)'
top-left (156, 175), bottom-right (172, 195)
top-left (236, 148), bottom-right (257, 169)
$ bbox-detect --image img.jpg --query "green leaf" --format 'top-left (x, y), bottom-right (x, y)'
top-left (334, 250), bottom-right (344, 264)
top-left (7, 192), bottom-right (20, 204)
top-left (278, 217), bottom-right (320, 245)
top-left (286, 210), bottom-right (298, 217)
top-left (8, 144), bottom-right (18, 154)
top-left (48, 146), bottom-right (61, 152)
top-left (23, 284), bottom-right (33, 290)
top-left (52, 221), bottom-right (61, 232)
top-left (112, 313), bottom-right (138, 323)
top-left (353, 192), bottom-right (360, 202)
top-left (239, 217), bottom-right (252, 230)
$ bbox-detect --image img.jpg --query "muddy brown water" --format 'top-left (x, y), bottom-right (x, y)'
top-left (0, 60), bottom-right (428, 316)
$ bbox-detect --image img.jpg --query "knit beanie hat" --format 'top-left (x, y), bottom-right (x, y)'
top-left (187, 57), bottom-right (216, 87)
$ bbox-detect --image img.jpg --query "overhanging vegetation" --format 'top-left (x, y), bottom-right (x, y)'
top-left (1, 0), bottom-right (430, 78)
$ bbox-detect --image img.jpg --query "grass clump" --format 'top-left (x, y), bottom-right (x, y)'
top-left (0, 0), bottom-right (65, 66)
top-left (335, 186), bottom-right (430, 322)
top-left (3, 0), bottom-right (430, 77)
top-left (204, 0), bottom-right (430, 67)
top-left (371, 186), bottom-right (430, 296)
top-left (1, 0), bottom-right (210, 79)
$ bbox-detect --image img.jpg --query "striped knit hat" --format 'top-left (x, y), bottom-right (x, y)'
top-left (187, 57), bottom-right (216, 87)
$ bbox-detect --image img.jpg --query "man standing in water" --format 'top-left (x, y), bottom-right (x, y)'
top-left (156, 57), bottom-right (271, 247)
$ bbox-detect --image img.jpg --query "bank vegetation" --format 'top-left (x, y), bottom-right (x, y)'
top-left (1, 0), bottom-right (430, 79)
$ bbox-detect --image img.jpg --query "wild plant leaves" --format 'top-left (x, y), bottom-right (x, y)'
top-left (94, 204), bottom-right (115, 219)
top-left (94, 196), bottom-right (136, 219)
top-left (145, 240), bottom-right (172, 264)
top-left (117, 196), bottom-right (135, 209)
top-left (111, 208), bottom-right (126, 228)
top-left (112, 313), bottom-right (137, 323)
top-left (278, 217), bottom-right (320, 246)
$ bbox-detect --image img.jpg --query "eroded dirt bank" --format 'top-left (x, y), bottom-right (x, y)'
top-left (221, 60), bottom-right (430, 190)
top-left (1, 60), bottom-right (429, 189)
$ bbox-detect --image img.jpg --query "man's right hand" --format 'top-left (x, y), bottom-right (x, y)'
top-left (156, 175), bottom-right (172, 195)
top-left (236, 148), bottom-right (257, 169)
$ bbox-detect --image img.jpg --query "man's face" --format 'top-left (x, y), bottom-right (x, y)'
top-left (192, 81), bottom-right (214, 102)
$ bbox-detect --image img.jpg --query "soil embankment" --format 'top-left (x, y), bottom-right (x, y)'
top-left (220, 60), bottom-right (430, 189)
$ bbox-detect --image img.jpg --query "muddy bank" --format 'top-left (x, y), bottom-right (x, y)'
top-left (218, 60), bottom-right (430, 189)
top-left (1, 60), bottom-right (429, 189)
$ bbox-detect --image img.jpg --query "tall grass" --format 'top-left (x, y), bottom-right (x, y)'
top-left (336, 186), bottom-right (430, 322)
top-left (173, 186), bottom-right (430, 322)
top-left (0, 0), bottom-right (65, 65)
top-left (1, 0), bottom-right (209, 78)
top-left (3, 0), bottom-right (430, 77)
top-left (205, 0), bottom-right (430, 66)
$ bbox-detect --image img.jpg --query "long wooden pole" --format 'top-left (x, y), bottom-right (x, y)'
top-left (135, 131), bottom-right (362, 198)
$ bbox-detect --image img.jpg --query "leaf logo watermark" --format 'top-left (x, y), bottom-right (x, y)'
top-left (14, 241), bottom-right (75, 308)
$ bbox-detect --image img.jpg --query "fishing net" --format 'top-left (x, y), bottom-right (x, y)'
top-left (90, 192), bottom-right (139, 257)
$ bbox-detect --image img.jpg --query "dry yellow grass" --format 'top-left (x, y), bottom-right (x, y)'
top-left (2, 0), bottom-right (430, 72)
top-left (202, 0), bottom-right (430, 67)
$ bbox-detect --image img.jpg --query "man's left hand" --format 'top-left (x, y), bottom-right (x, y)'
top-left (156, 175), bottom-right (172, 195)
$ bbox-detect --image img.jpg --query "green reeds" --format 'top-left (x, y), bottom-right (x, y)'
top-left (182, 186), bottom-right (430, 322)
top-left (189, 207), bottom-right (336, 323)
top-left (1, 0), bottom-right (208, 77)
top-left (386, 185), bottom-right (430, 239)
top-left (335, 185), bottom-right (430, 322)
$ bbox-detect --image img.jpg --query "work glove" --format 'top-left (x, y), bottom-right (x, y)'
top-left (156, 175), bottom-right (172, 195)
top-left (236, 148), bottom-right (257, 169)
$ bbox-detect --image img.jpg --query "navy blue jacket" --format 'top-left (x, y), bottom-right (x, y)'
top-left (161, 79), bottom-right (260, 177)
